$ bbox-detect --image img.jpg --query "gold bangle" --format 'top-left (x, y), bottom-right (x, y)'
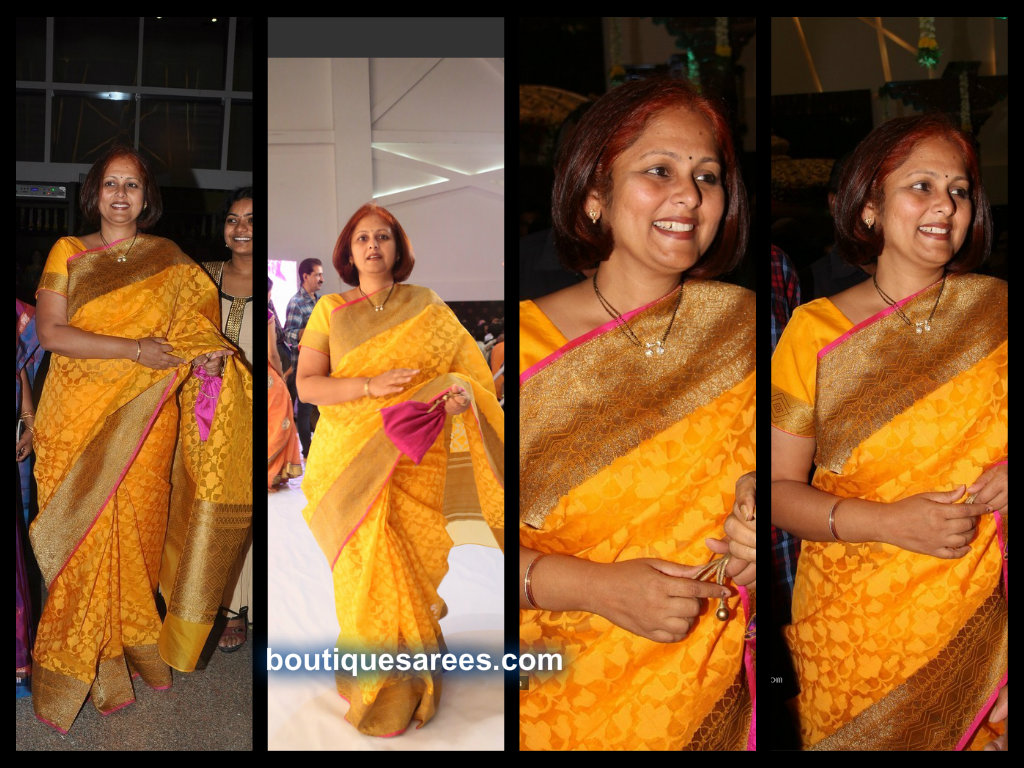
top-left (524, 554), bottom-right (548, 609)
top-left (134, 339), bottom-right (142, 363)
top-left (828, 498), bottom-right (847, 542)
top-left (364, 377), bottom-right (372, 398)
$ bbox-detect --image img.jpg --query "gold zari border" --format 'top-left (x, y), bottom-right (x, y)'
top-left (30, 373), bottom-right (175, 585)
top-left (809, 585), bottom-right (1007, 750)
top-left (771, 383), bottom-right (814, 437)
top-left (815, 276), bottom-right (1006, 472)
top-left (520, 281), bottom-right (754, 528)
top-left (682, 668), bottom-right (751, 751)
top-left (66, 236), bottom-right (182, 319)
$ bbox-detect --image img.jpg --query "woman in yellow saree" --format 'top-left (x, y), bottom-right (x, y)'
top-left (771, 115), bottom-right (1007, 750)
top-left (296, 203), bottom-right (504, 737)
top-left (518, 77), bottom-right (756, 751)
top-left (31, 146), bottom-right (252, 733)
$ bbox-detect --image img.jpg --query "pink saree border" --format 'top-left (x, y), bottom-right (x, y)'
top-left (66, 235), bottom-right (131, 262)
top-left (817, 278), bottom-right (942, 361)
top-left (520, 286), bottom-right (680, 385)
top-left (739, 585), bottom-right (756, 751)
top-left (954, 508), bottom-right (1008, 751)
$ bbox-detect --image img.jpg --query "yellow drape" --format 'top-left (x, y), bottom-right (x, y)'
top-left (518, 282), bottom-right (756, 750)
top-left (771, 274), bottom-right (1007, 750)
top-left (299, 285), bottom-right (503, 736)
top-left (31, 235), bottom-right (252, 732)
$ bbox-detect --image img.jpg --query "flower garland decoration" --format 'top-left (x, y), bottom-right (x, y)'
top-left (715, 17), bottom-right (731, 58)
top-left (917, 17), bottom-right (941, 69)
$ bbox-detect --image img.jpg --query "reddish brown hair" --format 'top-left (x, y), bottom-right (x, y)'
top-left (79, 145), bottom-right (163, 230)
top-left (833, 114), bottom-right (991, 273)
top-left (332, 203), bottom-right (415, 286)
top-left (552, 76), bottom-right (747, 277)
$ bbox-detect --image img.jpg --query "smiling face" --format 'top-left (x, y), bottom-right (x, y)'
top-left (866, 137), bottom-right (972, 272)
top-left (224, 198), bottom-right (253, 257)
top-left (589, 106), bottom-right (726, 279)
top-left (99, 155), bottom-right (146, 229)
top-left (350, 213), bottom-right (397, 282)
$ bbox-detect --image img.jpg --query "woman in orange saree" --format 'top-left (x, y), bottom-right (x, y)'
top-left (30, 146), bottom-right (252, 733)
top-left (296, 203), bottom-right (504, 737)
top-left (771, 115), bottom-right (1007, 750)
top-left (517, 77), bottom-right (756, 750)
top-left (268, 286), bottom-right (302, 489)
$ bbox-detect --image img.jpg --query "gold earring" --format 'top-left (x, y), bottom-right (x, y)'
top-left (589, 210), bottom-right (600, 224)
top-left (864, 217), bottom-right (874, 229)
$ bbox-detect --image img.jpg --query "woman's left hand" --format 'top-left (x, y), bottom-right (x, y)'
top-left (705, 471), bottom-right (756, 588)
top-left (984, 685), bottom-right (1007, 751)
top-left (968, 463), bottom-right (1008, 515)
top-left (192, 349), bottom-right (234, 376)
top-left (444, 387), bottom-right (470, 416)
top-left (16, 425), bottom-right (34, 462)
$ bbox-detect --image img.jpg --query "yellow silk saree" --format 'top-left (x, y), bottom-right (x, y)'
top-left (518, 281), bottom-right (756, 751)
top-left (771, 273), bottom-right (1007, 750)
top-left (31, 235), bottom-right (252, 733)
top-left (298, 284), bottom-right (504, 737)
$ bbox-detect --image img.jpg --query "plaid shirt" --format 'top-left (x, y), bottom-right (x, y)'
top-left (283, 288), bottom-right (320, 351)
top-left (770, 245), bottom-right (802, 625)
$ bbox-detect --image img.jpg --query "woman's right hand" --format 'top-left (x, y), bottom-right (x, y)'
top-left (136, 337), bottom-right (185, 369)
top-left (880, 486), bottom-right (991, 559)
top-left (589, 559), bottom-right (732, 644)
top-left (366, 368), bottom-right (419, 397)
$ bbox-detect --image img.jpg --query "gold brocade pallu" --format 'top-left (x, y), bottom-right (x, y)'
top-left (30, 235), bottom-right (253, 733)
top-left (771, 274), bottom-right (1008, 750)
top-left (298, 285), bottom-right (504, 736)
top-left (518, 281), bottom-right (757, 750)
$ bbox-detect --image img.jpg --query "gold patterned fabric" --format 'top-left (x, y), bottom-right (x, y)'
top-left (298, 284), bottom-right (503, 736)
top-left (30, 235), bottom-right (252, 732)
top-left (771, 273), bottom-right (1008, 749)
top-left (519, 281), bottom-right (756, 750)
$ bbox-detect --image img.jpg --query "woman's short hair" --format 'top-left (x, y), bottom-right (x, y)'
top-left (552, 76), bottom-right (747, 278)
top-left (333, 203), bottom-right (415, 286)
top-left (221, 186), bottom-right (253, 222)
top-left (833, 114), bottom-right (991, 273)
top-left (80, 145), bottom-right (163, 230)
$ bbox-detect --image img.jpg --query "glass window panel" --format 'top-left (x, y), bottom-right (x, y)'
top-left (233, 17), bottom-right (253, 92)
top-left (53, 18), bottom-right (139, 85)
top-left (142, 17), bottom-right (228, 90)
top-left (17, 91), bottom-right (46, 162)
top-left (50, 93), bottom-right (137, 165)
top-left (227, 101), bottom-right (252, 172)
top-left (16, 18), bottom-right (47, 82)
top-left (140, 97), bottom-right (224, 172)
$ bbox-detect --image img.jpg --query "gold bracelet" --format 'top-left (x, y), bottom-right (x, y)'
top-left (134, 339), bottom-right (142, 363)
top-left (364, 377), bottom-right (372, 398)
top-left (524, 554), bottom-right (548, 609)
top-left (828, 498), bottom-right (847, 542)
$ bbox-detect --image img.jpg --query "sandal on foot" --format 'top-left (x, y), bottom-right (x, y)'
top-left (217, 606), bottom-right (248, 653)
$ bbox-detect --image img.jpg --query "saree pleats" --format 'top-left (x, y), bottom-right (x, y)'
top-left (519, 281), bottom-right (756, 750)
top-left (772, 274), bottom-right (1007, 749)
top-left (299, 285), bottom-right (503, 736)
top-left (30, 235), bottom-right (252, 731)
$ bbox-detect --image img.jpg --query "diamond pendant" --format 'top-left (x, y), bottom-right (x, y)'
top-left (116, 254), bottom-right (127, 263)
top-left (644, 340), bottom-right (665, 357)
top-left (374, 305), bottom-right (384, 312)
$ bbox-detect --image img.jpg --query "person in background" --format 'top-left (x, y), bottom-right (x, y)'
top-left (284, 258), bottom-right (324, 458)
